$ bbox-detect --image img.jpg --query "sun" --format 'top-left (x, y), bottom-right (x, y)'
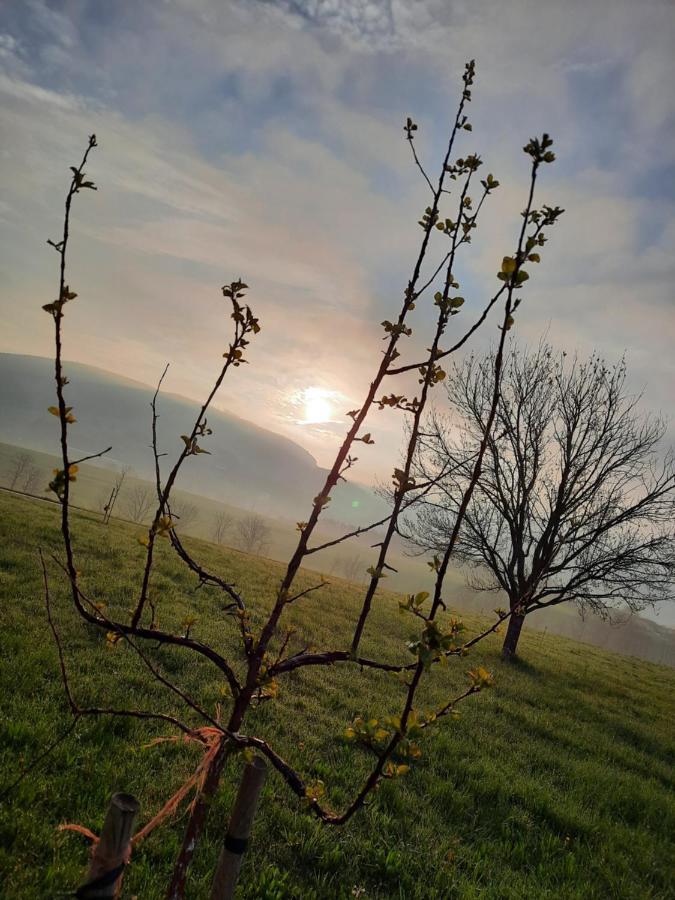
top-left (301, 387), bottom-right (334, 424)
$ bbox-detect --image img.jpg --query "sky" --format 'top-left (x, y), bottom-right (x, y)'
top-left (1, 0), bottom-right (674, 488)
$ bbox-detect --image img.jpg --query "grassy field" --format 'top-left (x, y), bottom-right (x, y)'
top-left (3, 440), bottom-right (674, 669)
top-left (0, 489), bottom-right (673, 899)
top-left (0, 440), bottom-right (446, 596)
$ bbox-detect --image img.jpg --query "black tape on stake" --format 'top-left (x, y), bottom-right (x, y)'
top-left (209, 758), bottom-right (267, 898)
top-left (75, 863), bottom-right (126, 898)
top-left (224, 833), bottom-right (248, 855)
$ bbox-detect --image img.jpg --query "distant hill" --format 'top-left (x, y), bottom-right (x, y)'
top-left (1, 353), bottom-right (673, 667)
top-left (0, 353), bottom-right (388, 523)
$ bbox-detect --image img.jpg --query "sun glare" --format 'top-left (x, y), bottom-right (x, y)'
top-left (301, 387), bottom-right (334, 424)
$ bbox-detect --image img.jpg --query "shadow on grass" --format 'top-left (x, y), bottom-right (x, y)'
top-left (498, 654), bottom-right (543, 678)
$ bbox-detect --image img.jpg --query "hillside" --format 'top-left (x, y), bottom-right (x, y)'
top-left (1, 438), bottom-right (674, 668)
top-left (0, 352), bottom-right (387, 523)
top-left (0, 490), bottom-right (674, 898)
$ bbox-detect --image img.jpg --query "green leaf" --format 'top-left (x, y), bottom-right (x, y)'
top-left (414, 591), bottom-right (429, 607)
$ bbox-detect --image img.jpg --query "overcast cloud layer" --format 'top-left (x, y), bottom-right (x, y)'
top-left (1, 0), bottom-right (674, 483)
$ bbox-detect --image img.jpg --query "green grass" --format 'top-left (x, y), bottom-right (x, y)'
top-left (1, 490), bottom-right (673, 899)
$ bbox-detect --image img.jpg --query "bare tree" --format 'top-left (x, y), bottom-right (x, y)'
top-left (122, 485), bottom-right (153, 524)
top-left (408, 343), bottom-right (675, 659)
top-left (212, 510), bottom-right (232, 545)
top-left (170, 498), bottom-right (199, 532)
top-left (7, 451), bottom-right (32, 491)
top-left (236, 513), bottom-right (270, 556)
top-left (337, 554), bottom-right (365, 583)
top-left (22, 464), bottom-right (42, 495)
top-left (41, 64), bottom-right (564, 896)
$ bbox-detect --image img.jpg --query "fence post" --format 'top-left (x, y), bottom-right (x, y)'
top-left (76, 792), bottom-right (139, 899)
top-left (210, 756), bottom-right (267, 900)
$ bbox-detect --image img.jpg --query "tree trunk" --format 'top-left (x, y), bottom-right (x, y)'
top-left (166, 739), bottom-right (232, 899)
top-left (501, 611), bottom-right (525, 660)
top-left (167, 690), bottom-right (252, 899)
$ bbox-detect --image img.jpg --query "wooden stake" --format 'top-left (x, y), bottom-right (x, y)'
top-left (210, 757), bottom-right (267, 899)
top-left (77, 792), bottom-right (139, 899)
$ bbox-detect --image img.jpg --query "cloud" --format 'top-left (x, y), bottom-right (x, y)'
top-left (0, 0), bottom-right (673, 486)
top-left (0, 57), bottom-right (419, 477)
top-left (0, 72), bottom-right (82, 109)
top-left (269, 0), bottom-right (396, 43)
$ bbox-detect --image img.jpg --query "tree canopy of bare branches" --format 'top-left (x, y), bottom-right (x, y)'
top-left (211, 510), bottom-right (232, 545)
top-left (407, 343), bottom-right (675, 658)
top-left (4, 451), bottom-right (42, 495)
top-left (7, 451), bottom-right (32, 491)
top-left (22, 463), bottom-right (42, 495)
top-left (336, 554), bottom-right (365, 583)
top-left (236, 513), bottom-right (270, 556)
top-left (122, 485), bottom-right (153, 524)
top-left (170, 498), bottom-right (199, 532)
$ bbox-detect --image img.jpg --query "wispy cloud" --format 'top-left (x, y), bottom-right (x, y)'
top-left (269, 0), bottom-right (396, 43)
top-left (0, 0), bottom-right (673, 482)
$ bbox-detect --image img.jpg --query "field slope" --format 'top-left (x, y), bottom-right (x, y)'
top-left (0, 490), bottom-right (673, 899)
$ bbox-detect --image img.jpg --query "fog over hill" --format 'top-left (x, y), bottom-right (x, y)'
top-left (2, 352), bottom-right (673, 666)
top-left (0, 352), bottom-right (388, 523)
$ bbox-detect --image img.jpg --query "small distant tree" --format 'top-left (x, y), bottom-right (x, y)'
top-left (22, 464), bottom-right (42, 495)
top-left (7, 451), bottom-right (32, 491)
top-left (212, 510), bottom-right (232, 545)
top-left (170, 498), bottom-right (199, 532)
top-left (408, 343), bottom-right (675, 659)
top-left (40, 62), bottom-right (565, 896)
top-left (236, 513), bottom-right (270, 556)
top-left (122, 485), bottom-right (153, 524)
top-left (337, 554), bottom-right (365, 583)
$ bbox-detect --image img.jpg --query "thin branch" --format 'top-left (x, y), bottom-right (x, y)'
top-left (51, 553), bottom-right (242, 699)
top-left (406, 131), bottom-right (435, 195)
top-left (286, 581), bottom-right (328, 604)
top-left (151, 363), bottom-right (170, 504)
top-left (168, 529), bottom-right (252, 656)
top-left (306, 475), bottom-right (443, 556)
top-left (70, 446), bottom-right (113, 467)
